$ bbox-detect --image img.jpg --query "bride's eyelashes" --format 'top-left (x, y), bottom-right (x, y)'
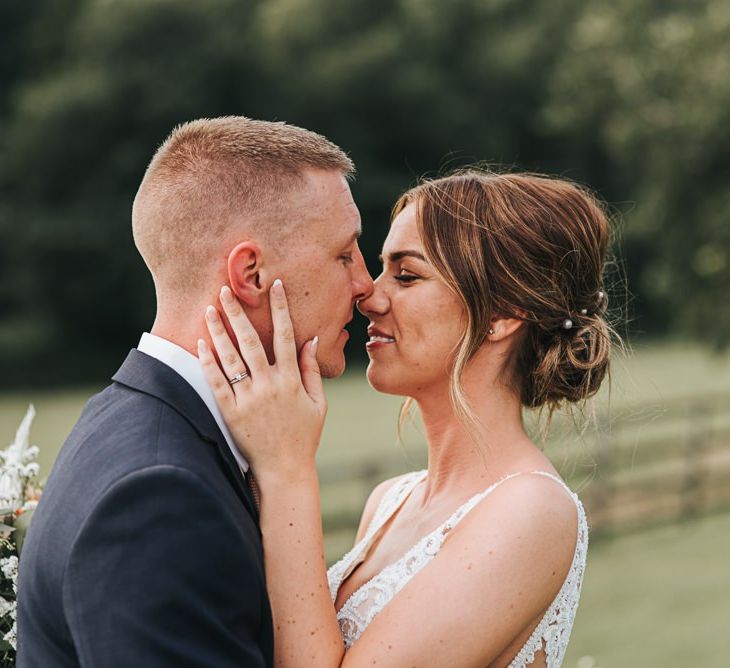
top-left (393, 269), bottom-right (420, 284)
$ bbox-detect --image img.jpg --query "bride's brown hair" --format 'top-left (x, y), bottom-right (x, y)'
top-left (393, 169), bottom-right (617, 433)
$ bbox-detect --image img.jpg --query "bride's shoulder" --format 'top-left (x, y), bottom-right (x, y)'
top-left (353, 471), bottom-right (421, 543)
top-left (457, 471), bottom-right (581, 571)
top-left (491, 471), bottom-right (579, 523)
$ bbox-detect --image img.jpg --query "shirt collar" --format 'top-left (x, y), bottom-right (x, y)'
top-left (137, 332), bottom-right (249, 473)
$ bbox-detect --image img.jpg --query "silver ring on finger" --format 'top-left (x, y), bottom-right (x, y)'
top-left (228, 370), bottom-right (250, 385)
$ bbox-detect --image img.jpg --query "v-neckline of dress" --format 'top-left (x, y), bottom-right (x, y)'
top-left (334, 470), bottom-right (428, 613)
top-left (328, 469), bottom-right (588, 661)
top-left (335, 469), bottom-right (544, 615)
top-left (333, 469), bottom-right (573, 615)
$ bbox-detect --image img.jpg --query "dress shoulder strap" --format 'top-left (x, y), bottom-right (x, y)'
top-left (327, 470), bottom-right (426, 591)
top-left (366, 470), bottom-right (427, 536)
top-left (438, 470), bottom-right (582, 538)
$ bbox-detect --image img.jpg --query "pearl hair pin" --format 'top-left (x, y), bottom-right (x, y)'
top-left (560, 289), bottom-right (606, 332)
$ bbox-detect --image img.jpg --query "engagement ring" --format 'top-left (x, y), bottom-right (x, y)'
top-left (228, 371), bottom-right (250, 385)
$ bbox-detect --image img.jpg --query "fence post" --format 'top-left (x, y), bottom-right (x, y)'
top-left (589, 414), bottom-right (615, 537)
top-left (361, 460), bottom-right (384, 512)
top-left (682, 401), bottom-right (709, 518)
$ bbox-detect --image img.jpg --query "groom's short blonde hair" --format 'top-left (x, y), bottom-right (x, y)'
top-left (132, 116), bottom-right (354, 294)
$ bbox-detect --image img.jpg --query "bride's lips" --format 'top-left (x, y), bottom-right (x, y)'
top-left (366, 325), bottom-right (396, 350)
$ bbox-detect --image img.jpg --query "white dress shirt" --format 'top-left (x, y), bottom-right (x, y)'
top-left (137, 332), bottom-right (249, 475)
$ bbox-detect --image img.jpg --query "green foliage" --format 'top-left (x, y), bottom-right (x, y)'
top-left (1, 0), bottom-right (727, 386)
top-left (543, 0), bottom-right (730, 344)
top-left (0, 536), bottom-right (15, 664)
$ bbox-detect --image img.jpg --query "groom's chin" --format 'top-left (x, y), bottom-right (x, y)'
top-left (318, 353), bottom-right (346, 379)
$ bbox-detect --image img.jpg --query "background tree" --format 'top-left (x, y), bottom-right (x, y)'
top-left (0, 0), bottom-right (727, 387)
top-left (544, 0), bottom-right (730, 344)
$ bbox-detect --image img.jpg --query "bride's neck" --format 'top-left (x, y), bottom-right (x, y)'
top-left (414, 378), bottom-right (533, 503)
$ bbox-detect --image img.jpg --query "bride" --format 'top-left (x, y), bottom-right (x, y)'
top-left (198, 170), bottom-right (612, 667)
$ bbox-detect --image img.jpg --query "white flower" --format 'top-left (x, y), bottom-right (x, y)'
top-left (0, 599), bottom-right (17, 648)
top-left (0, 596), bottom-right (12, 618)
top-left (1, 556), bottom-right (18, 582)
top-left (4, 619), bottom-right (16, 650)
top-left (0, 405), bottom-right (40, 509)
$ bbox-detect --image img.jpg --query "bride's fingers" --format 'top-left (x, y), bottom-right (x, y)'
top-left (204, 305), bottom-right (250, 386)
top-left (299, 337), bottom-right (326, 409)
top-left (269, 279), bottom-right (298, 375)
top-left (218, 286), bottom-right (270, 377)
top-left (197, 339), bottom-right (237, 410)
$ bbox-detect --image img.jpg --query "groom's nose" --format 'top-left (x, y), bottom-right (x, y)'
top-left (356, 272), bottom-right (388, 318)
top-left (351, 246), bottom-right (374, 303)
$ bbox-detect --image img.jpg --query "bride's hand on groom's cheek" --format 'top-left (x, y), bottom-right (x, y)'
top-left (197, 281), bottom-right (327, 484)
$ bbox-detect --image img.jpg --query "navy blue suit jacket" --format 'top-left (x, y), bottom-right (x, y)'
top-left (17, 350), bottom-right (274, 667)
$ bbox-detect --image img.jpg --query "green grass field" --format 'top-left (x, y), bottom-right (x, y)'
top-left (2, 342), bottom-right (730, 666)
top-left (563, 510), bottom-right (730, 667)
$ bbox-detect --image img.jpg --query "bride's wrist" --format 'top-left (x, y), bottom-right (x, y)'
top-left (253, 460), bottom-right (319, 491)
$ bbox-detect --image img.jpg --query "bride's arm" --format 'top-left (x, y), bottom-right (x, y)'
top-left (199, 282), bottom-right (579, 668)
top-left (199, 282), bottom-right (345, 667)
top-left (256, 467), bottom-right (344, 666)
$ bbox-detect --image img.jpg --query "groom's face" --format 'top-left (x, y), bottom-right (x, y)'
top-left (273, 171), bottom-right (373, 377)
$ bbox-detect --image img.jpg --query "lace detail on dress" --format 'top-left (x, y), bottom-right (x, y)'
top-left (326, 470), bottom-right (589, 667)
top-left (505, 472), bottom-right (589, 668)
top-left (326, 471), bottom-right (423, 613)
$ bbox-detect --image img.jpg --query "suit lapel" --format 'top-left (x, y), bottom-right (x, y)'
top-left (112, 349), bottom-right (260, 523)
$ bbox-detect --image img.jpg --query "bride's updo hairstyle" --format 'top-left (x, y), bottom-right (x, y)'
top-left (393, 169), bottom-right (616, 427)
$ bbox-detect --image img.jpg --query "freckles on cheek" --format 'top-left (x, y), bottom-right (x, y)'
top-left (421, 308), bottom-right (465, 352)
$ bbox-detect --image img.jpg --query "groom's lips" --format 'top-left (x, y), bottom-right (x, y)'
top-left (339, 317), bottom-right (353, 340)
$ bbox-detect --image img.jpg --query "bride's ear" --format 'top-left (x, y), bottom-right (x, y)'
top-left (487, 311), bottom-right (527, 343)
top-left (227, 241), bottom-right (265, 308)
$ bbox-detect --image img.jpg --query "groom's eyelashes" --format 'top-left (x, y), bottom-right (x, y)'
top-left (339, 254), bottom-right (354, 265)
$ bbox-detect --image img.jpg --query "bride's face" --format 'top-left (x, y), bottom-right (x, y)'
top-left (357, 202), bottom-right (467, 397)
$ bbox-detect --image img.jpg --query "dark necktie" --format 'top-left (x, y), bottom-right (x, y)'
top-left (246, 469), bottom-right (261, 512)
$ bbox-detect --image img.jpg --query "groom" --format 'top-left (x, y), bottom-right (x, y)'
top-left (17, 117), bottom-right (373, 666)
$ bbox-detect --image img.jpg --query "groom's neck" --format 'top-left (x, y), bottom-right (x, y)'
top-left (149, 325), bottom-right (198, 355)
top-left (149, 309), bottom-right (206, 356)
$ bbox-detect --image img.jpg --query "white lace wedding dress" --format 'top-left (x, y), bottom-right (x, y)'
top-left (327, 470), bottom-right (588, 667)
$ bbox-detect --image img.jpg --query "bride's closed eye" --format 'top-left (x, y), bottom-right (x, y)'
top-left (393, 269), bottom-right (419, 284)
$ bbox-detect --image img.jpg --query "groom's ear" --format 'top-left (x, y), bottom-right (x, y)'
top-left (227, 241), bottom-right (265, 308)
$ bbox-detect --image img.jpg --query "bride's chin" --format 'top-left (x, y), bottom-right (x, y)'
top-left (366, 364), bottom-right (405, 396)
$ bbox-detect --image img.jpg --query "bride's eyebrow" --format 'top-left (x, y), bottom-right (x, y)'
top-left (377, 250), bottom-right (427, 264)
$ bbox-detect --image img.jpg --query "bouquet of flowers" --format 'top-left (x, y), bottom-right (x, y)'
top-left (0, 406), bottom-right (42, 664)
